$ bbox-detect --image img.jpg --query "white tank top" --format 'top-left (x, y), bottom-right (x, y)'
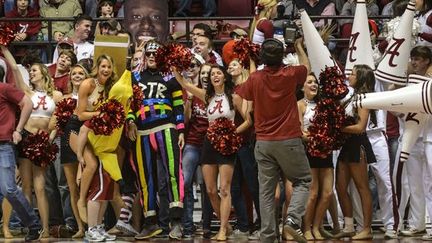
top-left (87, 79), bottom-right (105, 111)
top-left (303, 99), bottom-right (316, 131)
top-left (30, 91), bottom-right (55, 118)
top-left (207, 93), bottom-right (235, 123)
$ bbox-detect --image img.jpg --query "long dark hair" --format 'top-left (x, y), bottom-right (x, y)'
top-left (205, 65), bottom-right (235, 110)
top-left (352, 64), bottom-right (377, 127)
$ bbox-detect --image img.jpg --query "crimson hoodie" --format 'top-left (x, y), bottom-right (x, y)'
top-left (6, 7), bottom-right (41, 38)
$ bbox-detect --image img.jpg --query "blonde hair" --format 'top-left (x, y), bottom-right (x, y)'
top-left (31, 63), bottom-right (55, 97)
top-left (90, 54), bottom-right (118, 99)
top-left (229, 59), bottom-right (250, 82)
top-left (68, 64), bottom-right (90, 93)
top-left (249, 0), bottom-right (278, 40)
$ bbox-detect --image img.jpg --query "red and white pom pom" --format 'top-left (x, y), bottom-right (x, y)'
top-left (88, 99), bottom-right (126, 135)
top-left (307, 67), bottom-right (350, 158)
top-left (54, 98), bottom-right (77, 134)
top-left (319, 66), bottom-right (348, 99)
top-left (20, 131), bottom-right (58, 168)
top-left (206, 117), bottom-right (243, 155)
top-left (233, 38), bottom-right (260, 68)
top-left (155, 43), bottom-right (193, 73)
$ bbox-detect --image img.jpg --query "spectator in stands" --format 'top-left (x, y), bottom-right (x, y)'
top-left (99, 19), bottom-right (121, 36)
top-left (4, 0), bottom-right (38, 14)
top-left (123, 0), bottom-right (169, 44)
top-left (249, 0), bottom-right (277, 45)
top-left (339, 0), bottom-right (379, 27)
top-left (174, 0), bottom-right (217, 17)
top-left (193, 35), bottom-right (224, 66)
top-left (229, 28), bottom-right (248, 40)
top-left (40, 0), bottom-right (83, 41)
top-left (5, 0), bottom-right (42, 63)
top-left (48, 49), bottom-right (77, 94)
top-left (53, 15), bottom-right (94, 62)
top-left (6, 0), bottom-right (41, 42)
top-left (190, 23), bottom-right (214, 46)
top-left (98, 0), bottom-right (115, 17)
top-left (94, 0), bottom-right (116, 36)
top-left (295, 0), bottom-right (336, 28)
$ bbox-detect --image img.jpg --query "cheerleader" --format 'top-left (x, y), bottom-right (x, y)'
top-left (1, 45), bottom-right (62, 238)
top-left (335, 64), bottom-right (376, 240)
top-left (58, 64), bottom-right (89, 238)
top-left (173, 64), bottom-right (252, 241)
top-left (298, 74), bottom-right (335, 240)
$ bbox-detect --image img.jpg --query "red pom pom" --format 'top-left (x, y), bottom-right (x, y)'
top-left (131, 84), bottom-right (144, 112)
top-left (233, 38), bottom-right (260, 68)
top-left (155, 43), bottom-right (193, 73)
top-left (20, 131), bottom-right (58, 168)
top-left (0, 23), bottom-right (15, 46)
top-left (306, 67), bottom-right (350, 158)
top-left (88, 99), bottom-right (126, 135)
top-left (319, 66), bottom-right (349, 99)
top-left (206, 117), bottom-right (243, 155)
top-left (54, 98), bottom-right (77, 135)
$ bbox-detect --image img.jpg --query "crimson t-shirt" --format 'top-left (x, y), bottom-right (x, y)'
top-left (48, 64), bottom-right (70, 94)
top-left (0, 83), bottom-right (25, 141)
top-left (185, 97), bottom-right (209, 146)
top-left (236, 65), bottom-right (307, 141)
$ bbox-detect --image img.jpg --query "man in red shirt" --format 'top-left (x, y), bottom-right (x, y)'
top-left (236, 38), bottom-right (311, 243)
top-left (48, 49), bottom-right (77, 94)
top-left (0, 82), bottom-right (42, 241)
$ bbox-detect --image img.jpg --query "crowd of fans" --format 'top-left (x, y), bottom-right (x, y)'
top-left (0, 0), bottom-right (432, 242)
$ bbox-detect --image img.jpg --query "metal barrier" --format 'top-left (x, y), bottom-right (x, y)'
top-left (2, 15), bottom-right (392, 63)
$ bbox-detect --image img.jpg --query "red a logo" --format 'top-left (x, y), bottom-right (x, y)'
top-left (348, 32), bottom-right (360, 62)
top-left (208, 99), bottom-right (223, 115)
top-left (384, 37), bottom-right (405, 67)
top-left (33, 95), bottom-right (48, 110)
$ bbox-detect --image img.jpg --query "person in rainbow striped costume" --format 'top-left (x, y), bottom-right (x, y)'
top-left (127, 40), bottom-right (185, 240)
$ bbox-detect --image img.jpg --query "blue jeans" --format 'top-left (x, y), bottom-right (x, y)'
top-left (231, 143), bottom-right (260, 232)
top-left (0, 143), bottom-right (40, 230)
top-left (181, 144), bottom-right (202, 233)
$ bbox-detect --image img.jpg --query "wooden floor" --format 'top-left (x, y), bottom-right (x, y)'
top-left (0, 233), bottom-right (428, 242)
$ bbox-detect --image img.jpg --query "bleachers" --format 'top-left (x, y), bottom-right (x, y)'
top-left (2, 15), bottom-right (393, 64)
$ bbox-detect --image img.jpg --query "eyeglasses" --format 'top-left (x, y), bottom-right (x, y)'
top-left (145, 52), bottom-right (156, 57)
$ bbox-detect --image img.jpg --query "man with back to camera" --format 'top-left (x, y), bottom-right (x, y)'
top-left (236, 38), bottom-right (311, 243)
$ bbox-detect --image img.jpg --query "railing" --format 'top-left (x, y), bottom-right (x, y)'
top-left (2, 15), bottom-right (393, 63)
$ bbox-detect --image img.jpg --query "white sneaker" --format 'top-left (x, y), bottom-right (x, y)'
top-left (227, 229), bottom-right (249, 240)
top-left (248, 230), bottom-right (260, 240)
top-left (97, 224), bottom-right (116, 241)
top-left (422, 233), bottom-right (432, 241)
top-left (384, 229), bottom-right (398, 239)
top-left (115, 220), bottom-right (139, 236)
top-left (85, 227), bottom-right (105, 242)
top-left (401, 227), bottom-right (426, 237)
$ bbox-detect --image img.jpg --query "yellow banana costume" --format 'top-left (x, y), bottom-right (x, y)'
top-left (87, 70), bottom-right (133, 181)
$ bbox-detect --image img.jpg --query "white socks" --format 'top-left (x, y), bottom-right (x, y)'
top-left (343, 217), bottom-right (354, 232)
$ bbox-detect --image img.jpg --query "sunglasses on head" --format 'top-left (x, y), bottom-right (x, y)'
top-left (145, 51), bottom-right (156, 57)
